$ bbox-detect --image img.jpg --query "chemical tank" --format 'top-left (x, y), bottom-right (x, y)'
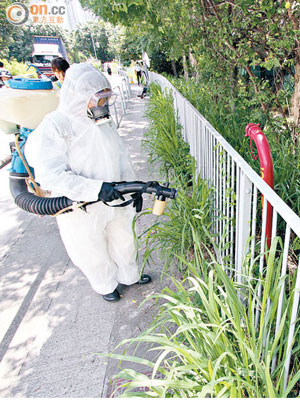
top-left (0, 78), bottom-right (59, 132)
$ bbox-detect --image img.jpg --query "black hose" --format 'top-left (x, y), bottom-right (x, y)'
top-left (9, 175), bottom-right (73, 216)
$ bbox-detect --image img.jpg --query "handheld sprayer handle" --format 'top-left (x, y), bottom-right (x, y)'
top-left (112, 181), bottom-right (177, 216)
top-left (112, 181), bottom-right (177, 200)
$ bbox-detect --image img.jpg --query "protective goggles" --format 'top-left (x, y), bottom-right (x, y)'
top-left (88, 89), bottom-right (117, 108)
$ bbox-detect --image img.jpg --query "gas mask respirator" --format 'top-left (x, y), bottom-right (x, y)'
top-left (87, 89), bottom-right (116, 121)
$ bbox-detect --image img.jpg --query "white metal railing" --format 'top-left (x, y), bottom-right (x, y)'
top-left (118, 69), bottom-right (132, 98)
top-left (149, 72), bottom-right (300, 390)
top-left (105, 72), bottom-right (131, 127)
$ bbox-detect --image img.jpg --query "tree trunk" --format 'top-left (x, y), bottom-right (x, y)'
top-left (188, 49), bottom-right (198, 80)
top-left (291, 62), bottom-right (300, 143)
top-left (171, 59), bottom-right (177, 77)
top-left (182, 54), bottom-right (189, 82)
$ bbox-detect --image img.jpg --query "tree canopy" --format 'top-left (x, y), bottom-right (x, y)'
top-left (0, 0), bottom-right (15, 59)
top-left (4, 20), bottom-right (129, 64)
top-left (80, 0), bottom-right (300, 136)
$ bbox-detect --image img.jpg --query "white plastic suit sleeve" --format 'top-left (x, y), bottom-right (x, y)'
top-left (25, 117), bottom-right (102, 202)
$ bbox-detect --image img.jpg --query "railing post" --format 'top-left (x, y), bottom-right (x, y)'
top-left (236, 170), bottom-right (252, 283)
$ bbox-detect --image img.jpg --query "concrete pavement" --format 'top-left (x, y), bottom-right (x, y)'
top-left (0, 85), bottom-right (175, 397)
top-left (0, 128), bottom-right (12, 169)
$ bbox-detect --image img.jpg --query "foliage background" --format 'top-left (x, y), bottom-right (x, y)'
top-left (80, 0), bottom-right (300, 138)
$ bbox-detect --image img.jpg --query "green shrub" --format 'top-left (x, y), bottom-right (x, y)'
top-left (139, 83), bottom-right (213, 274)
top-left (143, 83), bottom-right (193, 184)
top-left (3, 59), bottom-right (37, 77)
top-left (105, 234), bottom-right (300, 398)
top-left (137, 166), bottom-right (213, 276)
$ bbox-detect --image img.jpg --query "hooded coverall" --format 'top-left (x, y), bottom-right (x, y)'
top-left (25, 63), bottom-right (140, 295)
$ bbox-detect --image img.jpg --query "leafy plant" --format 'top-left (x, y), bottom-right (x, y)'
top-left (138, 83), bottom-right (213, 274)
top-left (143, 82), bottom-right (193, 183)
top-left (104, 233), bottom-right (300, 398)
top-left (4, 60), bottom-right (36, 77)
top-left (137, 166), bottom-right (213, 276)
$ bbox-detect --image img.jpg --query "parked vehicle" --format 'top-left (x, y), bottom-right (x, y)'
top-left (30, 36), bottom-right (68, 77)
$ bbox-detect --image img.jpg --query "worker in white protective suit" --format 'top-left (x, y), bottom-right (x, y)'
top-left (25, 63), bottom-right (151, 302)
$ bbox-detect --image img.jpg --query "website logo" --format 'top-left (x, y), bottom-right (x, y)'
top-left (6, 3), bottom-right (29, 25)
top-left (6, 2), bottom-right (66, 26)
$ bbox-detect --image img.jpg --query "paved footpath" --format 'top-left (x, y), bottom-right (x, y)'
top-left (0, 85), bottom-right (175, 398)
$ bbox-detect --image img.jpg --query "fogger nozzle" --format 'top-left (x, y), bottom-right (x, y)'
top-left (114, 181), bottom-right (177, 215)
top-left (152, 199), bottom-right (166, 216)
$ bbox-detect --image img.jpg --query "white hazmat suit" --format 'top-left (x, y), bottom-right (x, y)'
top-left (25, 63), bottom-right (140, 295)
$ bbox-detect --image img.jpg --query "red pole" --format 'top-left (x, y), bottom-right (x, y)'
top-left (245, 123), bottom-right (274, 249)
